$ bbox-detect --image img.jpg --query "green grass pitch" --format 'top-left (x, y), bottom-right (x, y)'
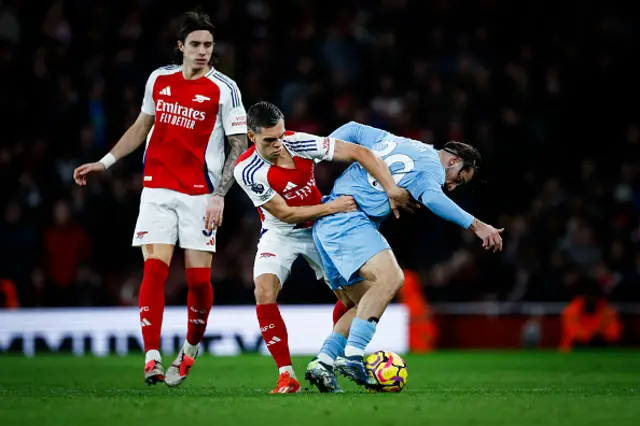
top-left (1, 351), bottom-right (638, 425)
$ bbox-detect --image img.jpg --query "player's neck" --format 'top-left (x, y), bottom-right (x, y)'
top-left (273, 148), bottom-right (294, 168)
top-left (181, 64), bottom-right (211, 80)
top-left (255, 146), bottom-right (274, 163)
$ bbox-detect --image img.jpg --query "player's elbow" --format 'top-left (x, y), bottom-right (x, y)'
top-left (273, 208), bottom-right (297, 224)
top-left (393, 268), bottom-right (405, 293)
top-left (134, 112), bottom-right (155, 135)
top-left (280, 215), bottom-right (298, 224)
top-left (262, 200), bottom-right (301, 224)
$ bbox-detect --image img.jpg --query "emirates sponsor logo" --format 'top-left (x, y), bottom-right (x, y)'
top-left (156, 99), bottom-right (207, 129)
top-left (284, 177), bottom-right (316, 200)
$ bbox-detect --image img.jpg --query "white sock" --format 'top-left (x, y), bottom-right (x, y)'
top-left (278, 365), bottom-right (296, 379)
top-left (182, 341), bottom-right (199, 358)
top-left (317, 352), bottom-right (335, 366)
top-left (145, 349), bottom-right (161, 364)
top-left (344, 345), bottom-right (364, 358)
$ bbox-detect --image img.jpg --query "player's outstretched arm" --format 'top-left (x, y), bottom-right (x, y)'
top-left (420, 189), bottom-right (504, 252)
top-left (332, 140), bottom-right (419, 217)
top-left (261, 193), bottom-right (357, 224)
top-left (73, 112), bottom-right (154, 186)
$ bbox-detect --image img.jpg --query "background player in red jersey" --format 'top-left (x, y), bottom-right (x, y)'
top-left (73, 10), bottom-right (248, 386)
top-left (234, 101), bottom-right (417, 393)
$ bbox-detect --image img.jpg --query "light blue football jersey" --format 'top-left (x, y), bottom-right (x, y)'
top-left (328, 121), bottom-right (474, 229)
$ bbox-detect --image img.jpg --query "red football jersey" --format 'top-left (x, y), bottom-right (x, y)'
top-left (141, 65), bottom-right (247, 195)
top-left (234, 131), bottom-right (336, 234)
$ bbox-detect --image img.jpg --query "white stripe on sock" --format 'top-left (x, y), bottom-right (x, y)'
top-left (183, 341), bottom-right (199, 358)
top-left (279, 365), bottom-right (296, 378)
top-left (317, 352), bottom-right (335, 366)
top-left (145, 349), bottom-right (161, 363)
top-left (344, 345), bottom-right (364, 358)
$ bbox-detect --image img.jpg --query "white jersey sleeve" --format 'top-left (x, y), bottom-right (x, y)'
top-left (141, 65), bottom-right (181, 116)
top-left (283, 131), bottom-right (335, 162)
top-left (234, 156), bottom-right (275, 207)
top-left (211, 71), bottom-right (247, 136)
top-left (141, 71), bottom-right (158, 116)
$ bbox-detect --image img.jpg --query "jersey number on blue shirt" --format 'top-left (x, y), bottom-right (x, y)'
top-left (366, 140), bottom-right (415, 191)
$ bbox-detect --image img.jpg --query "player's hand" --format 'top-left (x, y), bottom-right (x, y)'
top-left (73, 162), bottom-right (106, 186)
top-left (206, 195), bottom-right (224, 231)
top-left (329, 195), bottom-right (357, 213)
top-left (470, 219), bottom-right (504, 252)
top-left (387, 187), bottom-right (420, 219)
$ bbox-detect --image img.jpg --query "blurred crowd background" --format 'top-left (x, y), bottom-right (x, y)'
top-left (1, 0), bottom-right (639, 308)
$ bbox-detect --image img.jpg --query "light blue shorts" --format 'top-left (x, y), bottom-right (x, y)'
top-left (313, 206), bottom-right (390, 291)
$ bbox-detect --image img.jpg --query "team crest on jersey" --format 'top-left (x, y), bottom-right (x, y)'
top-left (250, 183), bottom-right (265, 194)
top-left (193, 94), bottom-right (211, 103)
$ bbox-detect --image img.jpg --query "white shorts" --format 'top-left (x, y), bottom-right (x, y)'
top-left (132, 187), bottom-right (217, 252)
top-left (254, 229), bottom-right (326, 286)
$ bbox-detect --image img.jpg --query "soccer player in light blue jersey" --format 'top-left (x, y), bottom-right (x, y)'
top-left (305, 121), bottom-right (504, 392)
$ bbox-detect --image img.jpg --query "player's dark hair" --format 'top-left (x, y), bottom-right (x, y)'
top-left (173, 9), bottom-right (216, 64)
top-left (247, 101), bottom-right (284, 133)
top-left (443, 141), bottom-right (482, 172)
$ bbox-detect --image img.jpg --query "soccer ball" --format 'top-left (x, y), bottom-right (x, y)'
top-left (365, 350), bottom-right (408, 392)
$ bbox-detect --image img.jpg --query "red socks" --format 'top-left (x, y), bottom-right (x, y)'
top-left (186, 267), bottom-right (213, 345)
top-left (256, 303), bottom-right (291, 369)
top-left (139, 261), bottom-right (212, 352)
top-left (254, 301), bottom-right (348, 370)
top-left (333, 300), bottom-right (350, 325)
top-left (139, 258), bottom-right (169, 352)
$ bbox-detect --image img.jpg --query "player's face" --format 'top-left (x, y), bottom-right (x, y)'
top-left (178, 30), bottom-right (214, 70)
top-left (250, 119), bottom-right (286, 160)
top-left (444, 159), bottom-right (474, 191)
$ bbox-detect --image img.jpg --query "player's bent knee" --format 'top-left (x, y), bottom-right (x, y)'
top-left (381, 254), bottom-right (404, 293)
top-left (377, 265), bottom-right (404, 294)
top-left (360, 249), bottom-right (403, 291)
top-left (186, 268), bottom-right (211, 289)
top-left (334, 290), bottom-right (356, 309)
top-left (393, 268), bottom-right (405, 291)
top-left (254, 285), bottom-right (278, 304)
top-left (254, 274), bottom-right (280, 304)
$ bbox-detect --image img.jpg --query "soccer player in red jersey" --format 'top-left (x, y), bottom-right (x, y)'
top-left (73, 10), bottom-right (248, 386)
top-left (234, 101), bottom-right (416, 393)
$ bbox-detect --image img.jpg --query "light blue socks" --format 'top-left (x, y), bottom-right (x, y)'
top-left (317, 332), bottom-right (347, 366)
